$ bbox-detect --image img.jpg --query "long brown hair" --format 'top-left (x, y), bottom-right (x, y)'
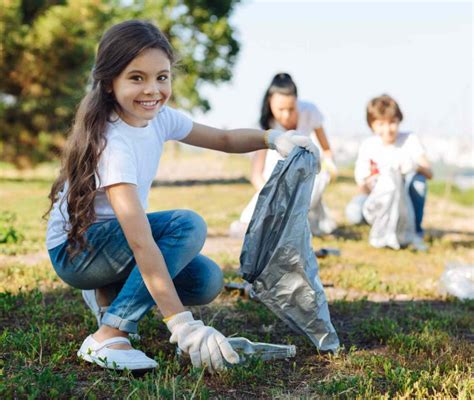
top-left (46, 20), bottom-right (174, 255)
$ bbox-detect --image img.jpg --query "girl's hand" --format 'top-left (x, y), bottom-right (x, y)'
top-left (166, 311), bottom-right (239, 373)
top-left (267, 129), bottom-right (319, 158)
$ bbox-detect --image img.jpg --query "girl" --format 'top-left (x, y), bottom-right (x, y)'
top-left (233, 73), bottom-right (337, 237)
top-left (45, 20), bottom-right (317, 372)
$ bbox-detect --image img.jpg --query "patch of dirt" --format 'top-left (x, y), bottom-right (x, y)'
top-left (156, 151), bottom-right (249, 182)
top-left (0, 251), bottom-right (49, 267)
top-left (202, 235), bottom-right (244, 255)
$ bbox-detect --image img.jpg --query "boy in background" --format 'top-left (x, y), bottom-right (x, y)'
top-left (345, 94), bottom-right (433, 250)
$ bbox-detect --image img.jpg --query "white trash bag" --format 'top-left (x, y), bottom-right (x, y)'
top-left (439, 263), bottom-right (474, 300)
top-left (363, 168), bottom-right (416, 249)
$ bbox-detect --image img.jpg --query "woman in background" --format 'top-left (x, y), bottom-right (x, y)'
top-left (231, 73), bottom-right (337, 237)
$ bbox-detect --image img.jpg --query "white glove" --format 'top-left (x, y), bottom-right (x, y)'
top-left (323, 157), bottom-right (338, 179)
top-left (267, 129), bottom-right (319, 158)
top-left (165, 311), bottom-right (239, 373)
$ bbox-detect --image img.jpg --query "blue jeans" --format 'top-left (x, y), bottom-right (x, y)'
top-left (345, 173), bottom-right (427, 235)
top-left (48, 210), bottom-right (223, 333)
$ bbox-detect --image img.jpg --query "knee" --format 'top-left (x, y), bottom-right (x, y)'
top-left (197, 263), bottom-right (224, 305)
top-left (174, 209), bottom-right (207, 247)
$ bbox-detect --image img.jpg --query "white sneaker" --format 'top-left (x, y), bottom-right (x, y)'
top-left (77, 335), bottom-right (157, 370)
top-left (82, 290), bottom-right (141, 340)
top-left (412, 235), bottom-right (428, 252)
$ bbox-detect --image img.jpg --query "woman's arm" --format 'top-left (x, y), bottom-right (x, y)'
top-left (106, 183), bottom-right (185, 318)
top-left (314, 126), bottom-right (337, 177)
top-left (180, 122), bottom-right (267, 153)
top-left (250, 150), bottom-right (267, 191)
top-left (314, 127), bottom-right (333, 159)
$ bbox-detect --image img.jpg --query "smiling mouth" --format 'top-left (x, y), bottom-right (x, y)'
top-left (135, 100), bottom-right (160, 107)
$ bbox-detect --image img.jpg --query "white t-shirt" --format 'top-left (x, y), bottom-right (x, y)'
top-left (354, 132), bottom-right (425, 186)
top-left (46, 106), bottom-right (193, 249)
top-left (264, 100), bottom-right (324, 179)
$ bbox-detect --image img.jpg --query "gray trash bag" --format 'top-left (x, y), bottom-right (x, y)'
top-left (363, 168), bottom-right (416, 249)
top-left (239, 147), bottom-right (340, 353)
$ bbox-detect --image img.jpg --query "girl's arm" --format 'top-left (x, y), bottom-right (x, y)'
top-left (181, 122), bottom-right (267, 153)
top-left (106, 183), bottom-right (241, 371)
top-left (106, 183), bottom-right (185, 318)
top-left (250, 150), bottom-right (267, 191)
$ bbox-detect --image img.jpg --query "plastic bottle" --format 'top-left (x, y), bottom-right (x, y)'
top-left (227, 337), bottom-right (296, 362)
top-left (223, 281), bottom-right (254, 298)
top-left (177, 337), bottom-right (296, 364)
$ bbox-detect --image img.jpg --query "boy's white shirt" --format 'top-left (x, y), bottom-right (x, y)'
top-left (264, 100), bottom-right (324, 180)
top-left (354, 132), bottom-right (426, 187)
top-left (46, 106), bottom-right (193, 250)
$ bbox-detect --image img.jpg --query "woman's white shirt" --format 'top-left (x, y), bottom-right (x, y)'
top-left (263, 100), bottom-right (324, 179)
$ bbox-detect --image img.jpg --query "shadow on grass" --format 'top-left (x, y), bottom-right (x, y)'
top-left (449, 240), bottom-right (474, 249)
top-left (152, 176), bottom-right (249, 187)
top-left (331, 224), bottom-right (366, 241)
top-left (428, 227), bottom-right (474, 237)
top-left (332, 175), bottom-right (355, 184)
top-left (428, 229), bottom-right (474, 252)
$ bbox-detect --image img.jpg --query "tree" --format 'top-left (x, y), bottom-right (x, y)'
top-left (0, 0), bottom-right (241, 166)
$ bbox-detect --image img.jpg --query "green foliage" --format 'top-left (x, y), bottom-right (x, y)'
top-left (315, 374), bottom-right (374, 399)
top-left (354, 317), bottom-right (400, 344)
top-left (0, 366), bottom-right (77, 399)
top-left (0, 0), bottom-right (241, 166)
top-left (429, 180), bottom-right (474, 206)
top-left (0, 211), bottom-right (23, 244)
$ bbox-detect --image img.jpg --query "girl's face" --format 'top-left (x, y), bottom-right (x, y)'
top-left (269, 93), bottom-right (298, 130)
top-left (371, 118), bottom-right (400, 145)
top-left (112, 48), bottom-right (172, 127)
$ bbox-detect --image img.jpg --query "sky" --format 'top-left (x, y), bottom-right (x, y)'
top-left (193, 0), bottom-right (473, 139)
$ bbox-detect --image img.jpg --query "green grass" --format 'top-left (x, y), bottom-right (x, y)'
top-left (429, 180), bottom-right (474, 207)
top-left (1, 155), bottom-right (473, 399)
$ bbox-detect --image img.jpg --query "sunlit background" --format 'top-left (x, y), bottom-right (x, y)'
top-left (192, 0), bottom-right (473, 171)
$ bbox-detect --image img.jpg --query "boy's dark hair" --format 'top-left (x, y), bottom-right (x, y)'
top-left (366, 94), bottom-right (403, 128)
top-left (259, 73), bottom-right (298, 130)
